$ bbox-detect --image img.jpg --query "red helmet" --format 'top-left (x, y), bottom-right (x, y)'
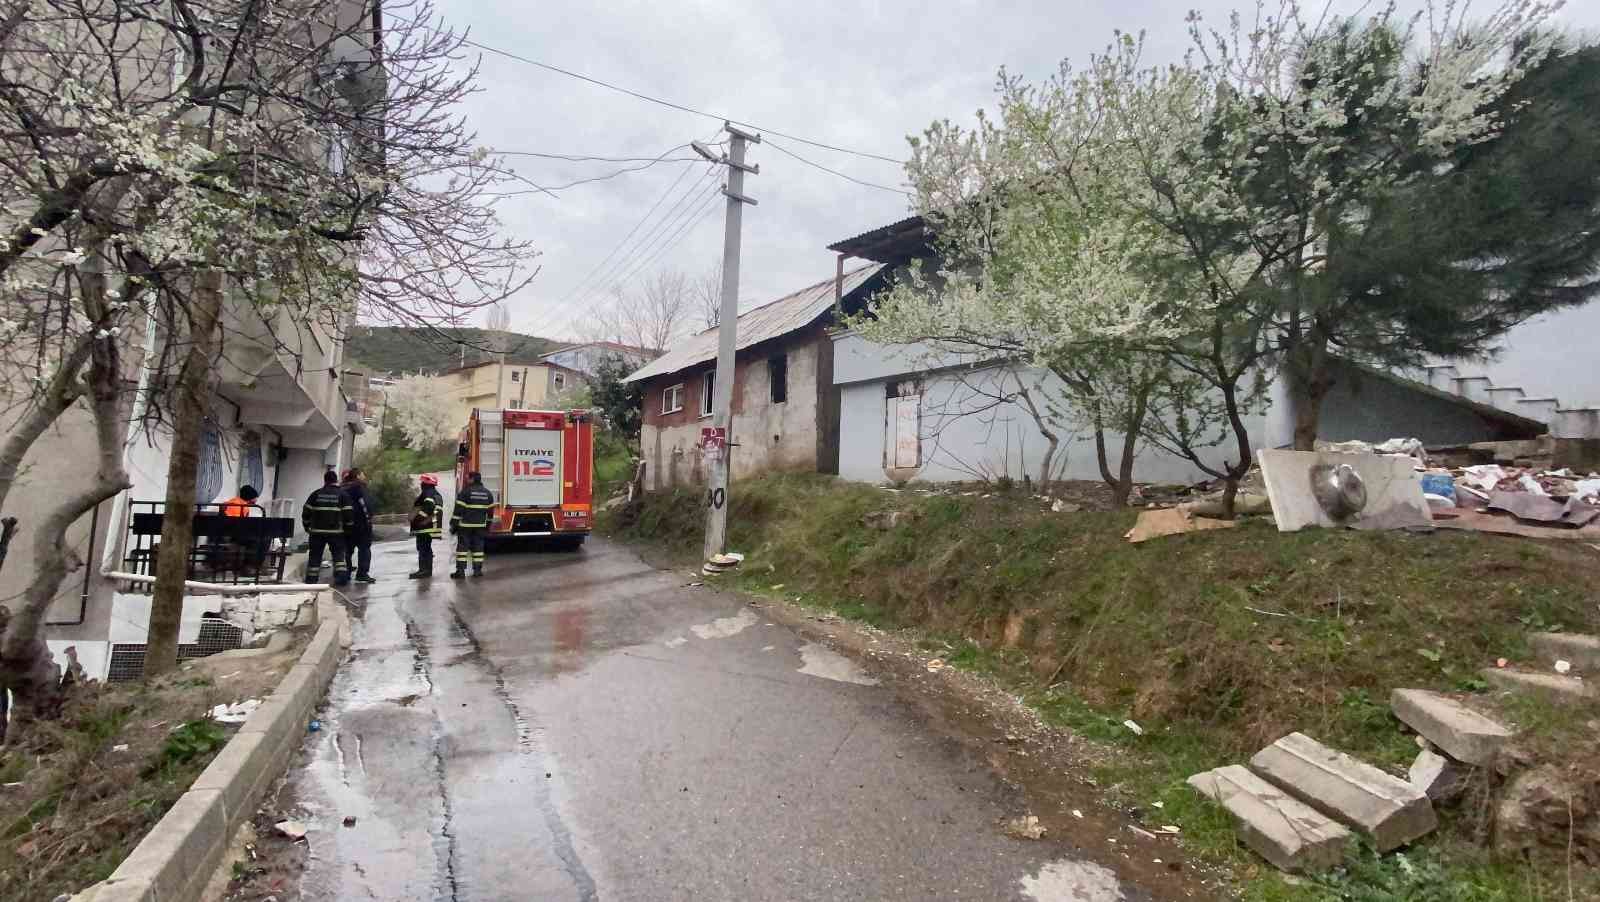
top-left (419, 474), bottom-right (439, 486)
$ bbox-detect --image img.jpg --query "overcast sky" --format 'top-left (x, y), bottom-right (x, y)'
top-left (433, 0), bottom-right (1600, 343)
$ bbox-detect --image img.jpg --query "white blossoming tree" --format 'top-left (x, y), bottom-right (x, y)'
top-left (387, 374), bottom-right (459, 451)
top-left (0, 0), bottom-right (537, 719)
top-left (860, 0), bottom-right (1571, 513)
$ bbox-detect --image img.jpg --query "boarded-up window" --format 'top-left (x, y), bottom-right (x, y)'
top-left (891, 394), bottom-right (921, 468)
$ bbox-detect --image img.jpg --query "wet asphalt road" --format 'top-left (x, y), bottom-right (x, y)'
top-left (291, 536), bottom-right (1141, 901)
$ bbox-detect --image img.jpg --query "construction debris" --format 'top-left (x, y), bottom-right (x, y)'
top-left (1003, 814), bottom-right (1047, 840)
top-left (702, 552), bottom-right (745, 576)
top-left (1481, 667), bottom-right (1598, 702)
top-left (1248, 732), bottom-right (1438, 852)
top-left (1528, 632), bottom-right (1600, 672)
top-left (1259, 450), bottom-right (1432, 533)
top-left (1389, 689), bottom-right (1514, 767)
top-left (1485, 490), bottom-right (1600, 528)
top-left (1408, 748), bottom-right (1471, 803)
top-left (1124, 508), bottom-right (1236, 543)
top-left (1187, 765), bottom-right (1351, 873)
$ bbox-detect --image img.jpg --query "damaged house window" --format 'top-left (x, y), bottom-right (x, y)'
top-left (769, 355), bottom-right (788, 404)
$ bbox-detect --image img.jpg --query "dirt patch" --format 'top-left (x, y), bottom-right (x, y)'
top-left (0, 631), bottom-right (306, 902)
top-left (210, 776), bottom-right (309, 902)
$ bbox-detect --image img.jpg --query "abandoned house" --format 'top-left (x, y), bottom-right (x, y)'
top-left (625, 265), bottom-right (888, 490)
top-left (827, 214), bottom-right (1598, 487)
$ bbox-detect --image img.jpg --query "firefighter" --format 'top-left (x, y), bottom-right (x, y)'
top-left (409, 474), bottom-right (445, 579)
top-left (302, 470), bottom-right (353, 587)
top-left (450, 470), bottom-right (495, 578)
top-left (341, 468), bottom-right (376, 584)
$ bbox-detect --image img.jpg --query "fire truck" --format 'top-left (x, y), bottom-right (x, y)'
top-left (456, 408), bottom-right (594, 549)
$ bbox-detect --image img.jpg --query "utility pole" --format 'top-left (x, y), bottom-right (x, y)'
top-left (693, 123), bottom-right (759, 563)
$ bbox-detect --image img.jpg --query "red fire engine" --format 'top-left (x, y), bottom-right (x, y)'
top-left (456, 408), bottom-right (594, 549)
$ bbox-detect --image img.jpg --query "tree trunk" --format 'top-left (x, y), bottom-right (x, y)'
top-left (145, 273), bottom-right (224, 678)
top-left (1091, 381), bottom-right (1153, 508)
top-left (1037, 432), bottom-right (1059, 495)
top-left (1285, 323), bottom-right (1333, 451)
top-left (0, 251), bottom-right (131, 729)
top-left (0, 337), bottom-right (93, 514)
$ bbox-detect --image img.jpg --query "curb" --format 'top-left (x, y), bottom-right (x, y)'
top-left (76, 593), bottom-right (350, 902)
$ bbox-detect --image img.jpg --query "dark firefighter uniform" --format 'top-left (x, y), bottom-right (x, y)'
top-left (302, 476), bottom-right (354, 586)
top-left (409, 480), bottom-right (445, 579)
top-left (451, 474), bottom-right (495, 577)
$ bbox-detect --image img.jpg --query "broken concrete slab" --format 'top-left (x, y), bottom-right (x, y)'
top-left (1187, 765), bottom-right (1352, 873)
top-left (1389, 689), bottom-right (1514, 766)
top-left (1249, 732), bottom-right (1438, 852)
top-left (1528, 633), bottom-right (1600, 673)
top-left (1257, 449), bottom-right (1432, 533)
top-left (1481, 667), bottom-right (1598, 703)
top-left (1408, 748), bottom-right (1471, 803)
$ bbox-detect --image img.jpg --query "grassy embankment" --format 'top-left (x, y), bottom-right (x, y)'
top-left (604, 472), bottom-right (1600, 901)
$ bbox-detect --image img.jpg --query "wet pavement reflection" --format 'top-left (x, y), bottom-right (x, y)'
top-left (291, 537), bottom-right (1141, 901)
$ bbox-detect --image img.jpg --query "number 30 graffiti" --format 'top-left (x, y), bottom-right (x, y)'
top-left (705, 487), bottom-right (726, 510)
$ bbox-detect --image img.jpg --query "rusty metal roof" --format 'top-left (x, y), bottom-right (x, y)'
top-left (623, 264), bottom-right (884, 383)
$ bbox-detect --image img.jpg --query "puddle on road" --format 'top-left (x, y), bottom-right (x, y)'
top-left (689, 609), bottom-right (758, 640)
top-left (796, 642), bottom-right (879, 685)
top-left (1019, 858), bottom-right (1127, 901)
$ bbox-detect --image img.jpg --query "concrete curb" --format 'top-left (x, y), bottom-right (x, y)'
top-left (76, 594), bottom-right (350, 902)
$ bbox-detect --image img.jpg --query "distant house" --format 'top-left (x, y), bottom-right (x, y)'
top-left (829, 215), bottom-right (1574, 487)
top-left (625, 266), bottom-right (888, 490)
top-left (443, 357), bottom-right (586, 425)
top-left (541, 340), bottom-right (654, 377)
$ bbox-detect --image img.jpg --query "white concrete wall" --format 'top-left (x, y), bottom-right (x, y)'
top-left (1451, 301), bottom-right (1600, 409)
top-left (837, 364), bottom-right (1253, 487)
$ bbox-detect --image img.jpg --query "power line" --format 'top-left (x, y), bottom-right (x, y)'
top-left (604, 181), bottom-right (723, 293)
top-left (458, 36), bottom-right (904, 166)
top-left (585, 169), bottom-right (720, 295)
top-left (763, 138), bottom-right (912, 196)
top-left (489, 143), bottom-right (703, 194)
top-left (494, 150), bottom-right (701, 163)
top-left (586, 171), bottom-right (722, 301)
top-left (549, 162), bottom-right (704, 308)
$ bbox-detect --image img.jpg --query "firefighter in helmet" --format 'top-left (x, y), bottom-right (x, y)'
top-left (450, 471), bottom-right (495, 578)
top-left (301, 470), bottom-right (353, 586)
top-left (409, 474), bottom-right (445, 579)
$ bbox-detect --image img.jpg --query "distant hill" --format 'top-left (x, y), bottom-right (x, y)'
top-left (346, 326), bottom-right (568, 375)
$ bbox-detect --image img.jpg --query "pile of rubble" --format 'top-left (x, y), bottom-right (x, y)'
top-left (1190, 632), bottom-right (1600, 874)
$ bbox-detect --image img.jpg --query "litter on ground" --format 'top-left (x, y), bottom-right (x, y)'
top-left (209, 698), bottom-right (261, 724)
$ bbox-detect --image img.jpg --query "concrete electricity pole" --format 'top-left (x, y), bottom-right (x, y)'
top-left (693, 123), bottom-right (759, 562)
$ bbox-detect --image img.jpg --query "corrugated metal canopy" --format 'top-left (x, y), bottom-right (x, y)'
top-left (623, 264), bottom-right (883, 383)
top-left (826, 214), bottom-right (931, 263)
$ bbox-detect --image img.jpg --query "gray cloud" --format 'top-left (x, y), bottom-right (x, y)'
top-left (435, 0), bottom-right (1600, 340)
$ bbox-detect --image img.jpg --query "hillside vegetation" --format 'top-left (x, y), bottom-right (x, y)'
top-left (346, 325), bottom-right (565, 375)
top-left (606, 473), bottom-right (1600, 901)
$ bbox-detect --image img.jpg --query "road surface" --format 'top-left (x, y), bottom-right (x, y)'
top-left (288, 535), bottom-right (1146, 901)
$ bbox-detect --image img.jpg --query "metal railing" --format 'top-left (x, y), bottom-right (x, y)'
top-left (119, 501), bottom-right (295, 588)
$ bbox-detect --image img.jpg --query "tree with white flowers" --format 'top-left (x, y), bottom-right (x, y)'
top-left (386, 374), bottom-right (459, 450)
top-left (0, 0), bottom-right (536, 720)
top-left (861, 0), bottom-right (1584, 513)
